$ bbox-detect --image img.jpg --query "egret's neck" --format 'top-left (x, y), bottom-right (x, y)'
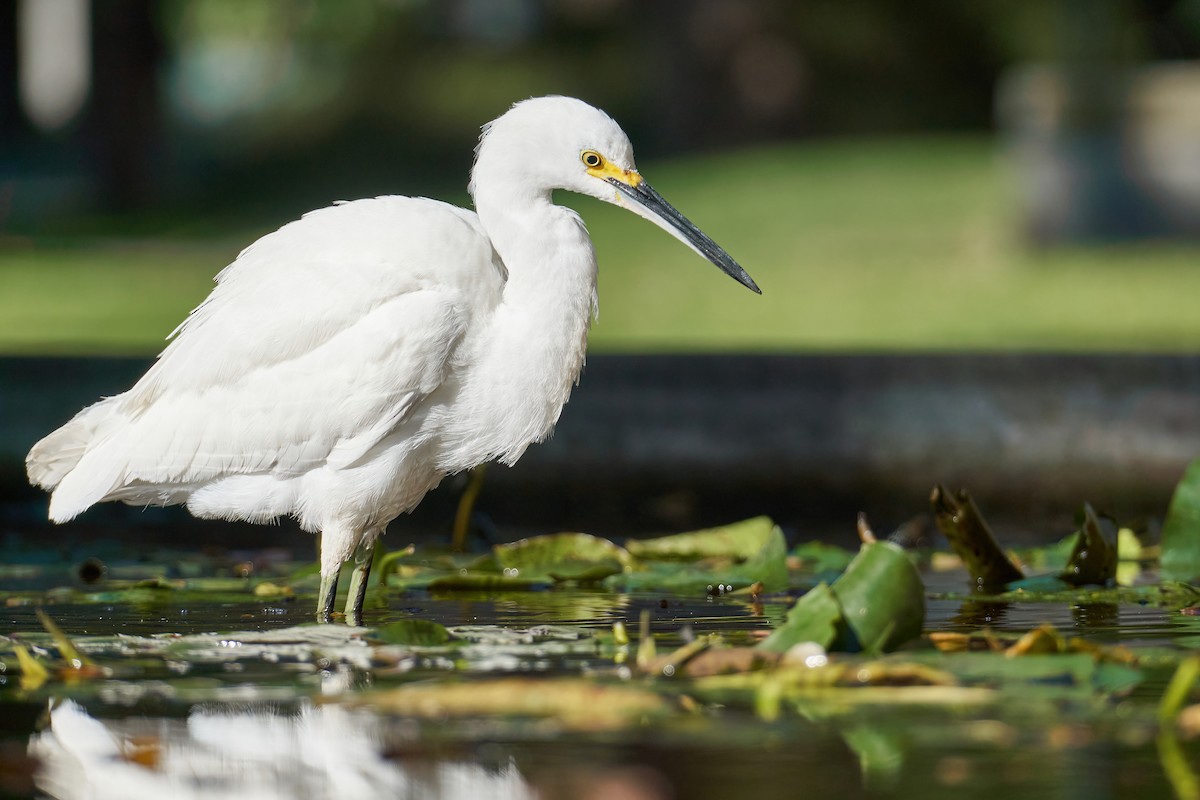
top-left (475, 180), bottom-right (597, 320)
top-left (467, 182), bottom-right (598, 450)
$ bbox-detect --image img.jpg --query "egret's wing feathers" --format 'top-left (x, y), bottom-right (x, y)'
top-left (123, 289), bottom-right (466, 481)
top-left (128, 197), bottom-right (495, 408)
top-left (44, 197), bottom-right (503, 522)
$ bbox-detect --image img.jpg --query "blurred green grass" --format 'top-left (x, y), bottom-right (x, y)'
top-left (3, 135), bottom-right (1200, 355)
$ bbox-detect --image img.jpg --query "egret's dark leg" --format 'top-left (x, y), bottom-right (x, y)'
top-left (451, 465), bottom-right (488, 552)
top-left (344, 538), bottom-right (378, 624)
top-left (316, 570), bottom-right (339, 621)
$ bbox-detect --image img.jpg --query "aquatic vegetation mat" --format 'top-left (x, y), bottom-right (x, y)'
top-left (4, 487), bottom-right (1200, 799)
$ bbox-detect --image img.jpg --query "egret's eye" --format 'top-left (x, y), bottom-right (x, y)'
top-left (581, 150), bottom-right (604, 169)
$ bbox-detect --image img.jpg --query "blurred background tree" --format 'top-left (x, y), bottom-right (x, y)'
top-left (6, 0), bottom-right (1197, 226)
top-left (4, 0), bottom-right (1200, 354)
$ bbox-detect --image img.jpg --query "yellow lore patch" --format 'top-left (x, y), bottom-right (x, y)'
top-left (587, 160), bottom-right (642, 188)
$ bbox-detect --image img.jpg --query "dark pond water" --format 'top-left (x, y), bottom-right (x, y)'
top-left (1, 544), bottom-right (1199, 800)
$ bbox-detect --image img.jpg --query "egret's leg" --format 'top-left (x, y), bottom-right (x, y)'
top-left (316, 570), bottom-right (339, 621)
top-left (451, 465), bottom-right (488, 552)
top-left (344, 538), bottom-right (378, 624)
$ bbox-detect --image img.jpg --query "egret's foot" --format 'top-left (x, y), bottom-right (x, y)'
top-left (344, 539), bottom-right (377, 625)
top-left (316, 572), bottom-right (339, 622)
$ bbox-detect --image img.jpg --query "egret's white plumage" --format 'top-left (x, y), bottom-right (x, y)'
top-left (27, 96), bottom-right (758, 619)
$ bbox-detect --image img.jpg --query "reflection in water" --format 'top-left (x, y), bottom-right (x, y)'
top-left (30, 701), bottom-right (538, 800)
top-left (948, 599), bottom-right (1011, 628)
top-left (1071, 603), bottom-right (1119, 632)
top-left (427, 588), bottom-right (632, 627)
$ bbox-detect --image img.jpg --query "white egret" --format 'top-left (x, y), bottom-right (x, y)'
top-left (26, 96), bottom-right (760, 621)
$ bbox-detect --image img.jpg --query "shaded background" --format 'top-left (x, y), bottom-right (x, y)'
top-left (4, 0), bottom-right (1200, 544)
top-left (4, 0), bottom-right (1200, 239)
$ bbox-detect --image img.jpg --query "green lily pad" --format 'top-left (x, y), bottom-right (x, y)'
top-left (757, 582), bottom-right (842, 653)
top-left (789, 540), bottom-right (858, 575)
top-left (372, 619), bottom-right (453, 646)
top-left (967, 582), bottom-right (1200, 607)
top-left (426, 573), bottom-right (550, 591)
top-left (612, 518), bottom-right (788, 593)
top-left (626, 516), bottom-right (780, 561)
top-left (1162, 457), bottom-right (1200, 582)
top-left (758, 542), bottom-right (925, 654)
top-left (912, 651), bottom-right (1143, 697)
top-left (832, 542), bottom-right (926, 654)
top-left (493, 532), bottom-right (634, 582)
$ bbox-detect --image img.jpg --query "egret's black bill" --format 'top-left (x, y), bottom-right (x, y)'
top-left (607, 177), bottom-right (761, 294)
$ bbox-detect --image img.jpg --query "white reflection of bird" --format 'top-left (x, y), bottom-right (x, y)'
top-left (26, 96), bottom-right (760, 621)
top-left (30, 700), bottom-right (538, 800)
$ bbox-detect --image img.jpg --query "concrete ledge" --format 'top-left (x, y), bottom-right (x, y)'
top-left (3, 354), bottom-right (1199, 543)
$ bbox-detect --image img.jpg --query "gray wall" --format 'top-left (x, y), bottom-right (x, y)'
top-left (4, 354), bottom-right (1199, 546)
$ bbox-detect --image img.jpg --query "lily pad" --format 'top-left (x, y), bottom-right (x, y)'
top-left (492, 532), bottom-right (634, 583)
top-left (615, 517), bottom-right (788, 592)
top-left (626, 516), bottom-right (780, 561)
top-left (1162, 457), bottom-right (1200, 582)
top-left (341, 677), bottom-right (672, 729)
top-left (758, 582), bottom-right (842, 653)
top-left (758, 542), bottom-right (925, 654)
top-left (832, 542), bottom-right (926, 653)
top-left (372, 619), bottom-right (453, 647)
top-left (426, 573), bottom-right (550, 591)
top-left (789, 540), bottom-right (858, 575)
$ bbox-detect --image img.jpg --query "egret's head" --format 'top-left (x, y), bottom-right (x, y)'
top-left (472, 96), bottom-right (760, 294)
top-left (472, 96), bottom-right (634, 200)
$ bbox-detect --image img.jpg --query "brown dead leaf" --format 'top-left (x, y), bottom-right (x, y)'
top-left (681, 647), bottom-right (781, 677)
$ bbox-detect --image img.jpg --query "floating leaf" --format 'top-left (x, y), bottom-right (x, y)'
top-left (493, 533), bottom-right (633, 583)
top-left (1005, 574), bottom-right (1073, 593)
top-left (759, 542), bottom-right (925, 655)
top-left (626, 517), bottom-right (779, 561)
top-left (1006, 624), bottom-right (1065, 657)
top-left (426, 573), bottom-right (550, 591)
top-left (832, 542), bottom-right (926, 653)
top-left (701, 658), bottom-right (960, 697)
top-left (343, 678), bottom-right (671, 729)
top-left (616, 518), bottom-right (788, 592)
top-left (928, 630), bottom-right (1006, 653)
top-left (983, 582), bottom-right (1200, 607)
top-left (758, 582), bottom-right (842, 653)
top-left (252, 582), bottom-right (293, 598)
top-left (906, 651), bottom-right (1143, 697)
top-left (680, 647), bottom-right (780, 678)
top-left (1162, 458), bottom-right (1200, 582)
top-left (372, 619), bottom-right (453, 647)
top-left (789, 541), bottom-right (857, 575)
